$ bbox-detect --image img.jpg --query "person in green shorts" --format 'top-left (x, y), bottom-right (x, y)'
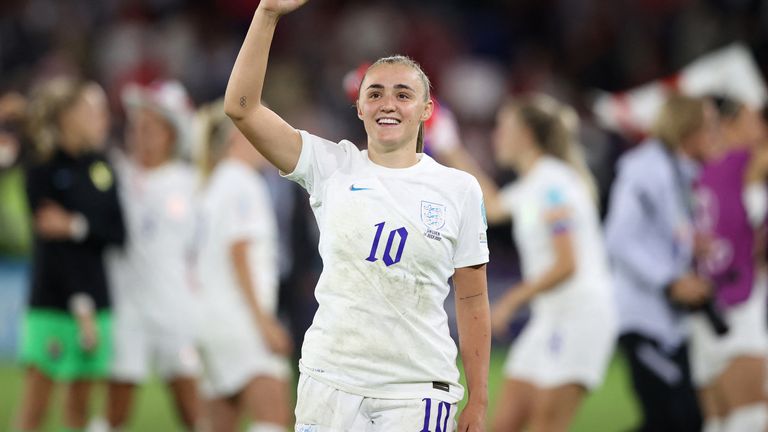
top-left (13, 77), bottom-right (125, 432)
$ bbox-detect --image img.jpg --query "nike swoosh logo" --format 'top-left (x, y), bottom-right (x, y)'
top-left (350, 184), bottom-right (373, 191)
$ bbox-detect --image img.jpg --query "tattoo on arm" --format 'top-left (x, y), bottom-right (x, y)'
top-left (240, 96), bottom-right (247, 108)
top-left (459, 292), bottom-right (484, 301)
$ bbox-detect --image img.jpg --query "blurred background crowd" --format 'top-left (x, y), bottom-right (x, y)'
top-left (2, 0), bottom-right (768, 430)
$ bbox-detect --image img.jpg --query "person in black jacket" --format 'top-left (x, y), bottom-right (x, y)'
top-left (13, 77), bottom-right (125, 432)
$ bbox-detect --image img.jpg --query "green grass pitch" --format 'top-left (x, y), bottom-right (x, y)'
top-left (0, 350), bottom-right (640, 431)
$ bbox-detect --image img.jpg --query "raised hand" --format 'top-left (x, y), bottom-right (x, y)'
top-left (257, 0), bottom-right (309, 17)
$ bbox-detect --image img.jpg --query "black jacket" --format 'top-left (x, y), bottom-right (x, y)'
top-left (25, 148), bottom-right (125, 311)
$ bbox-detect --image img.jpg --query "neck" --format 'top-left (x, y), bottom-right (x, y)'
top-left (367, 140), bottom-right (419, 168)
top-left (514, 148), bottom-right (543, 175)
top-left (59, 135), bottom-right (84, 157)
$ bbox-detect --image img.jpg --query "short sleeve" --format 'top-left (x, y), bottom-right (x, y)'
top-left (539, 181), bottom-right (575, 234)
top-left (280, 130), bottom-right (357, 197)
top-left (453, 178), bottom-right (490, 268)
top-left (223, 174), bottom-right (273, 244)
top-left (498, 183), bottom-right (520, 214)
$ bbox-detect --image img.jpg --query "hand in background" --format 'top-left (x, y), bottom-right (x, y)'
top-left (259, 314), bottom-right (293, 357)
top-left (35, 200), bottom-right (76, 239)
top-left (668, 273), bottom-right (711, 308)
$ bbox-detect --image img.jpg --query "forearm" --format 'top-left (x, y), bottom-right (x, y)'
top-left (454, 266), bottom-right (490, 406)
top-left (231, 242), bottom-right (267, 324)
top-left (457, 294), bottom-right (490, 405)
top-left (444, 148), bottom-right (508, 224)
top-left (224, 8), bottom-right (278, 119)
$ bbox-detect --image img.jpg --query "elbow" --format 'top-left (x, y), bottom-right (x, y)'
top-left (560, 256), bottom-right (576, 280)
top-left (485, 202), bottom-right (509, 225)
top-left (223, 100), bottom-right (245, 121)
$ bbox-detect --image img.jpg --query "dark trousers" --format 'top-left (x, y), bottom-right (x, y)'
top-left (619, 333), bottom-right (702, 432)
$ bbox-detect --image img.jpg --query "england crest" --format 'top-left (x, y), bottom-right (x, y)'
top-left (421, 201), bottom-right (446, 230)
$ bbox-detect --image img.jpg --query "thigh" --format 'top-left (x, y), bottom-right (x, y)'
top-left (491, 378), bottom-right (536, 432)
top-left (241, 376), bottom-right (292, 425)
top-left (369, 397), bottom-right (456, 432)
top-left (530, 384), bottom-right (586, 432)
top-left (718, 355), bottom-right (766, 410)
top-left (294, 374), bottom-right (365, 432)
top-left (153, 329), bottom-right (200, 381)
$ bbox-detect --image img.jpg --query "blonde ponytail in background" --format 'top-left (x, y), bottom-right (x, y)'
top-left (196, 98), bottom-right (236, 182)
top-left (511, 94), bottom-right (599, 204)
top-left (25, 77), bottom-right (89, 162)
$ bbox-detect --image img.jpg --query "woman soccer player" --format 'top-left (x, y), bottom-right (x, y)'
top-left (15, 78), bottom-right (125, 432)
top-left (105, 80), bottom-right (201, 431)
top-left (195, 100), bottom-right (293, 432)
top-left (444, 95), bottom-right (616, 432)
top-left (224, 1), bottom-right (491, 431)
top-left (690, 97), bottom-right (768, 432)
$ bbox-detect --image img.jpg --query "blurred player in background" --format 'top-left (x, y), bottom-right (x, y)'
top-left (225, 1), bottom-right (491, 431)
top-left (439, 94), bottom-right (617, 432)
top-left (194, 100), bottom-right (292, 432)
top-left (105, 80), bottom-right (202, 431)
top-left (604, 94), bottom-right (718, 432)
top-left (15, 78), bottom-right (125, 432)
top-left (690, 97), bottom-right (768, 432)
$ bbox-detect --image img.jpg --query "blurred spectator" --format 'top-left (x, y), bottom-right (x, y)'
top-left (689, 96), bottom-right (768, 432)
top-left (15, 77), bottom-right (125, 432)
top-left (604, 94), bottom-right (718, 432)
top-left (105, 80), bottom-right (201, 431)
top-left (195, 99), bottom-right (292, 432)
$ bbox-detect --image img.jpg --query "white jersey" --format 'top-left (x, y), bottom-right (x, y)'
top-left (107, 159), bottom-right (198, 331)
top-left (499, 156), bottom-right (614, 315)
top-left (283, 131), bottom-right (489, 403)
top-left (196, 159), bottom-right (279, 334)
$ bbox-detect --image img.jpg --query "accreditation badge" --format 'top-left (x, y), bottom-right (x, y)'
top-left (89, 161), bottom-right (114, 192)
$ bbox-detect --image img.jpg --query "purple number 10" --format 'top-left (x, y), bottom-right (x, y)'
top-left (421, 398), bottom-right (451, 432)
top-left (365, 222), bottom-right (408, 266)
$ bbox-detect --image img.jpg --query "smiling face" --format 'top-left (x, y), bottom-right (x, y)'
top-left (356, 63), bottom-right (433, 153)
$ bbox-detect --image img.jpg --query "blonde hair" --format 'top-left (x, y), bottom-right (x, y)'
top-left (360, 55), bottom-right (431, 153)
top-left (652, 94), bottom-right (706, 150)
top-left (26, 77), bottom-right (90, 162)
top-left (197, 98), bottom-right (236, 181)
top-left (509, 94), bottom-right (598, 202)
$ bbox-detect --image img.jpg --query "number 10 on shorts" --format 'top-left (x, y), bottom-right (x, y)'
top-left (422, 398), bottom-right (452, 432)
top-left (365, 221), bottom-right (408, 266)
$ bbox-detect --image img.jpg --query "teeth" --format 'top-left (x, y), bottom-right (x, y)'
top-left (377, 118), bottom-right (400, 125)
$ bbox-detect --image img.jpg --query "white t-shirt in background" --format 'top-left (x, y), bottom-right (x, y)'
top-left (107, 159), bottom-right (199, 333)
top-left (499, 156), bottom-right (614, 315)
top-left (283, 131), bottom-right (489, 403)
top-left (196, 158), bottom-right (279, 334)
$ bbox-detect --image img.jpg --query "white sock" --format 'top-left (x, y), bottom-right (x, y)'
top-left (247, 422), bottom-right (286, 432)
top-left (723, 404), bottom-right (768, 432)
top-left (703, 417), bottom-right (723, 432)
top-left (85, 417), bottom-right (110, 432)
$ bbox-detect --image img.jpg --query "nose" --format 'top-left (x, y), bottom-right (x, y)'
top-left (379, 94), bottom-right (396, 112)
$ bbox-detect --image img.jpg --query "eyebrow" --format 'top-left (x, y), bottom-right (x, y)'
top-left (365, 83), bottom-right (417, 92)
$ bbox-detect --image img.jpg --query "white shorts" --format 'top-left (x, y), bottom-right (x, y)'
top-left (504, 305), bottom-right (617, 390)
top-left (111, 315), bottom-right (200, 383)
top-left (689, 272), bottom-right (768, 387)
top-left (198, 326), bottom-right (291, 399)
top-left (295, 374), bottom-right (457, 432)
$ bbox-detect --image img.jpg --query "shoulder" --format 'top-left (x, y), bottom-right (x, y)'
top-left (300, 130), bottom-right (360, 156)
top-left (426, 156), bottom-right (479, 190)
top-left (616, 140), bottom-right (670, 181)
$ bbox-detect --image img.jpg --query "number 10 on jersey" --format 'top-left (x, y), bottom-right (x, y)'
top-left (365, 222), bottom-right (408, 266)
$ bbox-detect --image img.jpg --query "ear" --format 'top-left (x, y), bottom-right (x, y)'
top-left (356, 100), bottom-right (364, 121)
top-left (421, 98), bottom-right (434, 122)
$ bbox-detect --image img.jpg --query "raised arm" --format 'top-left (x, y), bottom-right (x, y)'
top-left (223, 0), bottom-right (307, 173)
